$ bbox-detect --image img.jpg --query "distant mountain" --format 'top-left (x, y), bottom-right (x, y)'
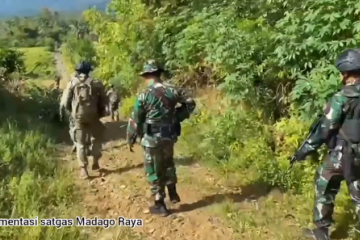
top-left (0, 0), bottom-right (109, 17)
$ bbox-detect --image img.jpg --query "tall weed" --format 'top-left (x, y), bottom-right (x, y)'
top-left (0, 86), bottom-right (85, 240)
top-left (179, 106), bottom-right (323, 193)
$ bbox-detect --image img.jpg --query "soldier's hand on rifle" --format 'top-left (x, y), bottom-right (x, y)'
top-left (293, 147), bottom-right (308, 162)
top-left (288, 149), bottom-right (307, 171)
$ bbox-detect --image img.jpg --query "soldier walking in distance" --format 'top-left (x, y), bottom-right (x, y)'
top-left (107, 84), bottom-right (120, 121)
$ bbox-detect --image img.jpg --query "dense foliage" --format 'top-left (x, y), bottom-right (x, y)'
top-left (0, 48), bottom-right (25, 77)
top-left (62, 35), bottom-right (97, 69)
top-left (84, 0), bottom-right (360, 115)
top-left (83, 0), bottom-right (360, 189)
top-left (0, 8), bottom-right (88, 50)
top-left (81, 1), bottom-right (360, 236)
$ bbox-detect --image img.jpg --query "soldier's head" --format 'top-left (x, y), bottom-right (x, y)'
top-left (109, 84), bottom-right (114, 89)
top-left (139, 59), bottom-right (164, 83)
top-left (75, 60), bottom-right (93, 76)
top-left (336, 49), bottom-right (360, 85)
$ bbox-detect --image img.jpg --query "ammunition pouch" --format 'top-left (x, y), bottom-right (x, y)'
top-left (338, 129), bottom-right (360, 166)
top-left (175, 105), bottom-right (190, 122)
top-left (144, 123), bottom-right (176, 138)
top-left (338, 119), bottom-right (360, 143)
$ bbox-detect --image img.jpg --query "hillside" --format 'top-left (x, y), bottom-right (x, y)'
top-left (2, 0), bottom-right (360, 239)
top-left (0, 0), bottom-right (109, 17)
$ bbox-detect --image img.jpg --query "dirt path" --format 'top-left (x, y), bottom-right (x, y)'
top-left (53, 51), bottom-right (236, 240)
top-left (52, 52), bottom-right (303, 240)
top-left (60, 116), bottom-right (239, 240)
top-left (54, 51), bottom-right (69, 88)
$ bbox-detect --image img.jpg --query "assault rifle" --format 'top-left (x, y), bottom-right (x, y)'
top-left (288, 115), bottom-right (322, 170)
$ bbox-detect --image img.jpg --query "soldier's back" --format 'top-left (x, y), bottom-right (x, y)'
top-left (141, 82), bottom-right (178, 122)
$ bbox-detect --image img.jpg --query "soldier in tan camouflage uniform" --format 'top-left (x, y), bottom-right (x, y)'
top-left (54, 74), bottom-right (61, 89)
top-left (60, 61), bottom-right (107, 179)
top-left (106, 84), bottom-right (120, 121)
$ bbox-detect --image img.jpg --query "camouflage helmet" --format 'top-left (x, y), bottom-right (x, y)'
top-left (139, 59), bottom-right (164, 77)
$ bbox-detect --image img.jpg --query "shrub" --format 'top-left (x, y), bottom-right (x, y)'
top-left (120, 95), bottom-right (137, 118)
top-left (0, 48), bottom-right (25, 77)
top-left (0, 85), bottom-right (84, 239)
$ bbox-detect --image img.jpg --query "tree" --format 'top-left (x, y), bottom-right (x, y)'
top-left (0, 48), bottom-right (25, 78)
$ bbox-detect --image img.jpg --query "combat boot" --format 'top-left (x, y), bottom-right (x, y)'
top-left (92, 162), bottom-right (100, 171)
top-left (79, 166), bottom-right (89, 180)
top-left (303, 227), bottom-right (331, 240)
top-left (149, 199), bottom-right (169, 217)
top-left (167, 183), bottom-right (181, 203)
top-left (86, 147), bottom-right (91, 156)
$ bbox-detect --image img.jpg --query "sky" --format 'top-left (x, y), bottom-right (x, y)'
top-left (0, 0), bottom-right (109, 17)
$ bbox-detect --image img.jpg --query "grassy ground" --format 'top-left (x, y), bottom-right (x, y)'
top-left (172, 88), bottom-right (358, 240)
top-left (60, 44), bottom-right (75, 76)
top-left (0, 81), bottom-right (87, 239)
top-left (18, 47), bottom-right (56, 85)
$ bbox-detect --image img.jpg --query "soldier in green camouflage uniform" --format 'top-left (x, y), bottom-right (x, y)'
top-left (294, 49), bottom-right (360, 240)
top-left (126, 60), bottom-right (196, 216)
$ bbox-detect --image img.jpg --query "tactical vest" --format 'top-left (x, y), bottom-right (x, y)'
top-left (144, 84), bottom-right (177, 136)
top-left (337, 85), bottom-right (360, 143)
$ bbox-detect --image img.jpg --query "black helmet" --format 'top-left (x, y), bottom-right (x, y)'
top-left (335, 49), bottom-right (360, 73)
top-left (74, 60), bottom-right (93, 74)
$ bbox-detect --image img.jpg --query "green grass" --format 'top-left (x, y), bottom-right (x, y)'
top-left (0, 43), bottom-right (144, 238)
top-left (60, 44), bottom-right (74, 77)
top-left (0, 82), bottom-right (88, 239)
top-left (18, 47), bottom-right (56, 82)
top-left (175, 91), bottom-right (359, 240)
top-left (207, 184), bottom-right (355, 240)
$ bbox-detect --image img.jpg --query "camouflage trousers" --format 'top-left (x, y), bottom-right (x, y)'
top-left (143, 141), bottom-right (177, 201)
top-left (109, 103), bottom-right (119, 121)
top-left (73, 120), bottom-right (104, 168)
top-left (69, 117), bottom-right (91, 147)
top-left (313, 146), bottom-right (360, 228)
top-left (69, 117), bottom-right (76, 145)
